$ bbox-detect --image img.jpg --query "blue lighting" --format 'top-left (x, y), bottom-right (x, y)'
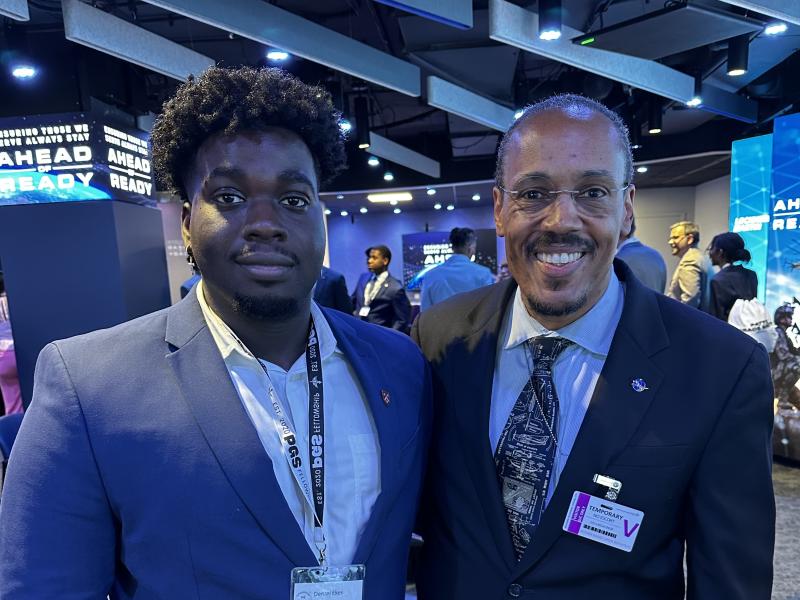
top-left (11, 66), bottom-right (37, 79)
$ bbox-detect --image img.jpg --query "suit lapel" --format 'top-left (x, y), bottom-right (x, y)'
top-left (512, 261), bottom-right (669, 577)
top-left (164, 290), bottom-right (317, 567)
top-left (453, 280), bottom-right (518, 567)
top-left (322, 309), bottom-right (403, 564)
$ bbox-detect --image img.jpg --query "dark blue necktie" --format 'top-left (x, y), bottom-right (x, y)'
top-left (494, 336), bottom-right (573, 559)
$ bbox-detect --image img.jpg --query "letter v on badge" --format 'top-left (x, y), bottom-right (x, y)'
top-left (562, 492), bottom-right (644, 552)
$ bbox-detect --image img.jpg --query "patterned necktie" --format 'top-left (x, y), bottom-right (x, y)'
top-left (494, 336), bottom-right (573, 559)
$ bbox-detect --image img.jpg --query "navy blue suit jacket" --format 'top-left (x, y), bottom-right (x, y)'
top-left (352, 272), bottom-right (411, 334)
top-left (412, 260), bottom-right (774, 600)
top-left (313, 266), bottom-right (353, 314)
top-left (0, 289), bottom-right (431, 599)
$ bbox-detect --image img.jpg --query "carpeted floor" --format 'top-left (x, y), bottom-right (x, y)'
top-left (406, 461), bottom-right (800, 600)
top-left (773, 461), bottom-right (800, 600)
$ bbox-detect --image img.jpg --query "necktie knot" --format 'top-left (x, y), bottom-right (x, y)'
top-left (529, 336), bottom-right (573, 371)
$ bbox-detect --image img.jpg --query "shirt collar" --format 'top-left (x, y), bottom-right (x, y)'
top-left (372, 270), bottom-right (390, 283)
top-left (446, 254), bottom-right (471, 263)
top-left (197, 279), bottom-right (339, 364)
top-left (505, 267), bottom-right (624, 357)
top-left (616, 236), bottom-right (639, 251)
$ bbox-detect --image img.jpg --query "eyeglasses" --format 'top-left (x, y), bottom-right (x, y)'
top-left (496, 183), bottom-right (630, 214)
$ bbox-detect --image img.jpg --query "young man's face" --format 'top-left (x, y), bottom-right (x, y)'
top-left (367, 249), bottom-right (389, 274)
top-left (181, 127), bottom-right (325, 320)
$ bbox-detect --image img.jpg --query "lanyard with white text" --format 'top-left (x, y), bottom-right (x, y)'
top-left (253, 322), bottom-right (327, 565)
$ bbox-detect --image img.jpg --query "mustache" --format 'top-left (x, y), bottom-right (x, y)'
top-left (524, 233), bottom-right (595, 259)
top-left (236, 246), bottom-right (300, 264)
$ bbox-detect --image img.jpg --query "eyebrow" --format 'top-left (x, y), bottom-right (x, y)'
top-left (201, 167), bottom-right (316, 189)
top-left (276, 169), bottom-right (316, 189)
top-left (202, 166), bottom-right (247, 186)
top-left (511, 169), bottom-right (618, 186)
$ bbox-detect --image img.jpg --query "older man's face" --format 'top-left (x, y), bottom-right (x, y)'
top-left (493, 110), bottom-right (634, 330)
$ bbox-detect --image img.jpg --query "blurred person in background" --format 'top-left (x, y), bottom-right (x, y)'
top-left (313, 265), bottom-right (352, 313)
top-left (666, 221), bottom-right (713, 311)
top-left (707, 232), bottom-right (758, 322)
top-left (352, 245), bottom-right (411, 333)
top-left (615, 217), bottom-right (667, 293)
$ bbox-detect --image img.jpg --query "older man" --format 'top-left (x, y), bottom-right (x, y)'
top-left (666, 220), bottom-right (714, 310)
top-left (0, 67), bottom-right (430, 599)
top-left (412, 94), bottom-right (774, 599)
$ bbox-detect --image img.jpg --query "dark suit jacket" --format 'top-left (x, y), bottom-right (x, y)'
top-left (352, 272), bottom-right (412, 334)
top-left (313, 266), bottom-right (353, 314)
top-left (0, 289), bottom-right (431, 599)
top-left (616, 239), bottom-right (667, 293)
top-left (709, 264), bottom-right (758, 321)
top-left (412, 260), bottom-right (774, 600)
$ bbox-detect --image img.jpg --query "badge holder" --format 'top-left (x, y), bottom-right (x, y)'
top-left (291, 564), bottom-right (366, 600)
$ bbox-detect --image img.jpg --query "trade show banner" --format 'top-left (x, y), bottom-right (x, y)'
top-left (402, 229), bottom-right (497, 289)
top-left (766, 113), bottom-right (800, 315)
top-left (0, 111), bottom-right (154, 206)
top-left (729, 134), bottom-right (772, 303)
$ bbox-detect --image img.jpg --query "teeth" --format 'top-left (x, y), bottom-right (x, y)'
top-left (536, 252), bottom-right (583, 265)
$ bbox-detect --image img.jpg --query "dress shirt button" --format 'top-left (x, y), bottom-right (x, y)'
top-left (507, 583), bottom-right (523, 597)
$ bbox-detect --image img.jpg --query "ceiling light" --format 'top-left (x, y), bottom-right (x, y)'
top-left (538, 0), bottom-right (562, 41)
top-left (434, 203), bottom-right (442, 210)
top-left (359, 207), bottom-right (368, 214)
top-left (514, 109), bottom-right (524, 120)
top-left (339, 120), bottom-right (352, 133)
top-left (355, 96), bottom-right (370, 149)
top-left (686, 97), bottom-right (702, 107)
top-left (579, 37), bottom-right (595, 45)
top-left (393, 208), bottom-right (402, 214)
top-left (11, 65), bottom-right (36, 79)
top-left (764, 22), bottom-right (787, 36)
top-left (472, 193), bottom-right (481, 201)
top-left (336, 194), bottom-right (344, 200)
top-left (367, 156), bottom-right (380, 167)
top-left (266, 50), bottom-right (289, 61)
top-left (636, 166), bottom-right (648, 173)
top-left (426, 188), bottom-right (436, 196)
top-left (446, 204), bottom-right (455, 211)
top-left (727, 34), bottom-right (749, 77)
top-left (367, 191), bottom-right (412, 203)
top-left (648, 101), bottom-right (662, 135)
top-left (340, 210), bottom-right (348, 217)
top-left (324, 209), bottom-right (331, 215)
top-left (383, 171), bottom-right (394, 182)
top-left (390, 200), bottom-right (398, 206)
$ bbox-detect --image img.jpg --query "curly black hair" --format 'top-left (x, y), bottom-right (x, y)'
top-left (151, 66), bottom-right (347, 199)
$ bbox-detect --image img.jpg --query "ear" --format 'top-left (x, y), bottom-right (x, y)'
top-left (181, 201), bottom-right (192, 250)
top-left (493, 186), bottom-right (506, 237)
top-left (621, 184), bottom-right (635, 238)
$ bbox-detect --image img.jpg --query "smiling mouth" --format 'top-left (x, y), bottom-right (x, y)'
top-left (536, 251), bottom-right (586, 266)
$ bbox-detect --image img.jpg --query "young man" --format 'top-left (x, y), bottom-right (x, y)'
top-left (351, 245), bottom-right (411, 334)
top-left (413, 94), bottom-right (774, 599)
top-left (0, 67), bottom-right (430, 600)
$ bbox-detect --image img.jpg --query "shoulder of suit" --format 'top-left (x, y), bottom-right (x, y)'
top-left (324, 307), bottom-right (422, 355)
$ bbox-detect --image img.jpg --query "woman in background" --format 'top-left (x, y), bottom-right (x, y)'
top-left (708, 232), bottom-right (758, 321)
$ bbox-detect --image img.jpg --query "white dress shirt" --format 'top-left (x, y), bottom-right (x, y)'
top-left (197, 281), bottom-right (381, 565)
top-left (364, 270), bottom-right (389, 305)
top-left (490, 269), bottom-right (624, 506)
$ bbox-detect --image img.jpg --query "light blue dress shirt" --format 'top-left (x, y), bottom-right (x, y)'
top-left (490, 269), bottom-right (624, 506)
top-left (420, 254), bottom-right (495, 311)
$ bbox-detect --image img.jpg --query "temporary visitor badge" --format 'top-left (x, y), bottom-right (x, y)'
top-left (291, 564), bottom-right (366, 600)
top-left (562, 491), bottom-right (644, 552)
top-left (358, 306), bottom-right (371, 317)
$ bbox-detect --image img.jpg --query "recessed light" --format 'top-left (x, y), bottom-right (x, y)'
top-left (636, 166), bottom-right (648, 173)
top-left (472, 193), bottom-right (481, 201)
top-left (390, 200), bottom-right (398, 206)
top-left (367, 156), bottom-right (380, 167)
top-left (446, 204), bottom-right (455, 211)
top-left (686, 97), bottom-right (702, 108)
top-left (266, 50), bottom-right (289, 61)
top-left (426, 188), bottom-right (436, 196)
top-left (11, 66), bottom-right (36, 79)
top-left (324, 209), bottom-right (331, 215)
top-left (340, 210), bottom-right (348, 217)
top-left (648, 127), bottom-right (662, 135)
top-left (336, 194), bottom-right (344, 200)
top-left (434, 203), bottom-right (442, 210)
top-left (359, 207), bottom-right (368, 214)
top-left (383, 171), bottom-right (394, 182)
top-left (393, 208), bottom-right (401, 214)
top-left (764, 22), bottom-right (787, 36)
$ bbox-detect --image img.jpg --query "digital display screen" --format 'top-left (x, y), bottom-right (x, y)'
top-left (0, 112), bottom-right (154, 206)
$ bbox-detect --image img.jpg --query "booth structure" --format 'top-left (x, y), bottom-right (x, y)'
top-left (0, 111), bottom-right (169, 407)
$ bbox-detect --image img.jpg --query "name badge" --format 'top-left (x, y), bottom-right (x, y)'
top-left (291, 565), bottom-right (366, 600)
top-left (562, 491), bottom-right (644, 552)
top-left (358, 306), bottom-right (370, 317)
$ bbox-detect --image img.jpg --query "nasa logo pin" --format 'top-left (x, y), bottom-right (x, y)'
top-left (631, 378), bottom-right (648, 393)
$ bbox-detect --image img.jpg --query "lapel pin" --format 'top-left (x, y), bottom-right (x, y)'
top-left (381, 389), bottom-right (391, 406)
top-left (631, 378), bottom-right (648, 393)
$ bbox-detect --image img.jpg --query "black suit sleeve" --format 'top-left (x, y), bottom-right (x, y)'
top-left (685, 343), bottom-right (775, 600)
top-left (709, 278), bottom-right (725, 320)
top-left (391, 287), bottom-right (412, 334)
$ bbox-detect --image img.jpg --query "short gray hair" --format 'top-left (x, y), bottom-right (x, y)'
top-left (495, 93), bottom-right (634, 187)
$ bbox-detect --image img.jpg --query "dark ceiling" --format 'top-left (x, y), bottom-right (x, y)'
top-left (1, 0), bottom-right (797, 192)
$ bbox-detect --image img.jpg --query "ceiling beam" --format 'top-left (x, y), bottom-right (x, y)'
top-left (372, 0), bottom-right (473, 29)
top-left (367, 132), bottom-right (441, 178)
top-left (716, 0), bottom-right (800, 26)
top-left (0, 0), bottom-right (28, 21)
top-left (488, 0), bottom-right (758, 123)
top-left (62, 0), bottom-right (214, 82)
top-left (139, 0), bottom-right (421, 96)
top-left (427, 76), bottom-right (516, 132)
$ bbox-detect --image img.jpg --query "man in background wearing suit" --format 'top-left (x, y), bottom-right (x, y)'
top-left (0, 67), bottom-right (430, 599)
top-left (413, 94), bottom-right (774, 599)
top-left (666, 220), bottom-right (714, 310)
top-left (352, 245), bottom-right (411, 334)
top-left (314, 265), bottom-right (352, 314)
top-left (616, 218), bottom-right (667, 293)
